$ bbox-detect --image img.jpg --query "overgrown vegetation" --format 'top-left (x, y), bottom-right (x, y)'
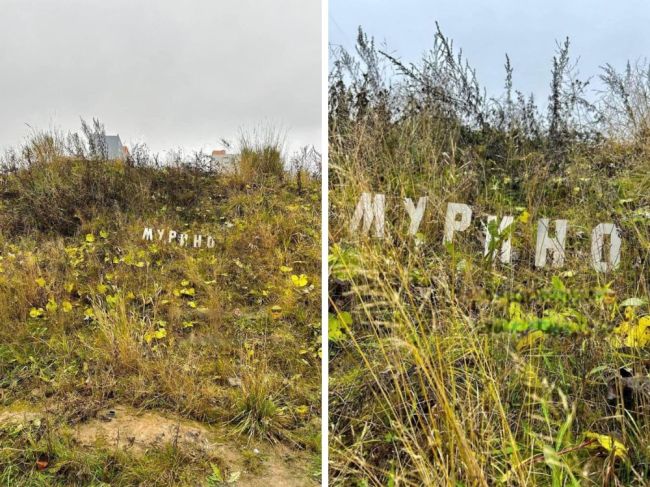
top-left (329, 26), bottom-right (650, 485)
top-left (0, 121), bottom-right (321, 485)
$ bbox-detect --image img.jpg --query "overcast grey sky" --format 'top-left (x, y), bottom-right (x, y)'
top-left (330, 0), bottom-right (650, 104)
top-left (0, 0), bottom-right (321, 156)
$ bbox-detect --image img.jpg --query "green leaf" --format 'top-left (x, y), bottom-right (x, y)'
top-left (209, 463), bottom-right (223, 482)
top-left (329, 312), bottom-right (352, 342)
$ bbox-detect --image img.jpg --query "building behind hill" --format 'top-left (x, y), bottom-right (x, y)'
top-left (211, 149), bottom-right (237, 169)
top-left (104, 135), bottom-right (129, 160)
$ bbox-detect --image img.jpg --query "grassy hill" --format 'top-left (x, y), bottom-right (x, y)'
top-left (329, 28), bottom-right (650, 486)
top-left (0, 129), bottom-right (321, 485)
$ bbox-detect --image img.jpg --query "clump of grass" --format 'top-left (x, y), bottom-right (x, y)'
top-left (237, 124), bottom-right (286, 181)
top-left (233, 374), bottom-right (285, 441)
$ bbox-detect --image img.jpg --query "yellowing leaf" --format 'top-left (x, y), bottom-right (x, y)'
top-left (45, 298), bottom-right (58, 313)
top-left (144, 328), bottom-right (167, 343)
top-left (84, 307), bottom-right (95, 319)
top-left (180, 279), bottom-right (190, 287)
top-left (97, 284), bottom-right (108, 294)
top-left (62, 301), bottom-right (73, 313)
top-left (180, 287), bottom-right (195, 296)
top-left (294, 405), bottom-right (309, 415)
top-left (85, 234), bottom-right (95, 243)
top-left (135, 261), bottom-right (145, 268)
top-left (518, 210), bottom-right (530, 224)
top-left (29, 307), bottom-right (44, 318)
top-left (585, 432), bottom-right (627, 458)
top-left (626, 316), bottom-right (650, 348)
top-left (187, 301), bottom-right (197, 308)
top-left (99, 230), bottom-right (109, 239)
top-left (270, 305), bottom-right (282, 318)
top-left (516, 330), bottom-right (545, 352)
top-left (35, 277), bottom-right (46, 288)
top-left (612, 316), bottom-right (650, 348)
top-left (280, 265), bottom-right (293, 273)
top-left (291, 274), bottom-right (308, 288)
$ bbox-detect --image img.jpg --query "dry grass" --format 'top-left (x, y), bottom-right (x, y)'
top-left (329, 110), bottom-right (650, 485)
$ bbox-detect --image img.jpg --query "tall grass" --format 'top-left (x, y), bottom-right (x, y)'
top-left (237, 124), bottom-right (286, 181)
top-left (329, 27), bottom-right (650, 485)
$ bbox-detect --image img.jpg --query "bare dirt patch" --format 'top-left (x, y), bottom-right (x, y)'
top-left (1, 404), bottom-right (317, 486)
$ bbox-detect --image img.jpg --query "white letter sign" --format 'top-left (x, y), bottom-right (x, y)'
top-left (350, 192), bottom-right (385, 238)
top-left (443, 202), bottom-right (472, 244)
top-left (591, 223), bottom-right (621, 272)
top-left (535, 219), bottom-right (567, 268)
top-left (404, 197), bottom-right (427, 236)
top-left (484, 215), bottom-right (514, 263)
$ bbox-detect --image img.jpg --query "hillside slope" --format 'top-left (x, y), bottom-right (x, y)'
top-left (0, 148), bottom-right (321, 485)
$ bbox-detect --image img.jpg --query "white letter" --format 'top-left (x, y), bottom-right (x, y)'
top-left (142, 228), bottom-right (153, 241)
top-left (168, 230), bottom-right (177, 243)
top-left (484, 215), bottom-right (514, 263)
top-left (207, 236), bottom-right (215, 248)
top-left (179, 233), bottom-right (188, 246)
top-left (535, 219), bottom-right (567, 268)
top-left (404, 197), bottom-right (427, 236)
top-left (591, 223), bottom-right (621, 272)
top-left (193, 234), bottom-right (203, 248)
top-left (443, 202), bottom-right (472, 244)
top-left (350, 192), bottom-right (385, 238)
top-left (157, 229), bottom-right (165, 241)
